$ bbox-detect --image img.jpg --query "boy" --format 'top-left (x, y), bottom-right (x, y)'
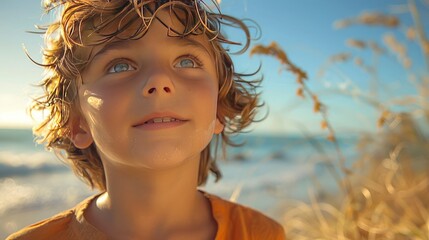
top-left (8, 0), bottom-right (286, 239)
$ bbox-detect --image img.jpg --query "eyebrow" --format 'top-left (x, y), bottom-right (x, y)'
top-left (174, 37), bottom-right (212, 56)
top-left (90, 36), bottom-right (212, 62)
top-left (90, 40), bottom-right (132, 62)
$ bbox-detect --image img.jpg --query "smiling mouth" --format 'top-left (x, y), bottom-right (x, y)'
top-left (133, 116), bottom-right (188, 130)
top-left (144, 117), bottom-right (183, 124)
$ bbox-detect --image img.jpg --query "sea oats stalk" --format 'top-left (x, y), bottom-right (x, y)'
top-left (251, 1), bottom-right (429, 239)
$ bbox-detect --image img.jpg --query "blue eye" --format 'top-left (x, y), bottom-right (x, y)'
top-left (175, 56), bottom-right (203, 69)
top-left (178, 59), bottom-right (196, 68)
top-left (108, 62), bottom-right (135, 73)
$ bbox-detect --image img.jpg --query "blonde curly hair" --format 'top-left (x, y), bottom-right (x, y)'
top-left (31, 0), bottom-right (263, 191)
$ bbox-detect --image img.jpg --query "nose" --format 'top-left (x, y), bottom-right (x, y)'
top-left (142, 70), bottom-right (175, 97)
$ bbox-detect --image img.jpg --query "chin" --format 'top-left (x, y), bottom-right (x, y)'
top-left (127, 133), bottom-right (213, 168)
top-left (130, 144), bottom-right (198, 170)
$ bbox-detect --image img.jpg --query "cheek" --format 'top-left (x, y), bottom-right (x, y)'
top-left (79, 86), bottom-right (131, 137)
top-left (78, 85), bottom-right (135, 162)
top-left (191, 81), bottom-right (218, 115)
top-left (186, 82), bottom-right (219, 145)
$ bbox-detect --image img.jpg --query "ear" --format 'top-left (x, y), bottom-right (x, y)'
top-left (70, 116), bottom-right (93, 149)
top-left (214, 118), bottom-right (224, 134)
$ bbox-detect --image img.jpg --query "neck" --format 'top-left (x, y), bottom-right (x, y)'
top-left (89, 155), bottom-right (211, 237)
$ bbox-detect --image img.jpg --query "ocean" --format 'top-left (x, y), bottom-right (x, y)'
top-left (0, 128), bottom-right (358, 238)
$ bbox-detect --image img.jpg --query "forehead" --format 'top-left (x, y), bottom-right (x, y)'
top-left (76, 3), bottom-right (214, 60)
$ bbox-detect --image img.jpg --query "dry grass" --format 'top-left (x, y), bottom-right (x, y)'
top-left (334, 12), bottom-right (399, 29)
top-left (283, 115), bottom-right (429, 239)
top-left (251, 1), bottom-right (429, 239)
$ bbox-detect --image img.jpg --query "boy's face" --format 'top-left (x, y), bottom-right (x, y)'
top-left (72, 9), bottom-right (224, 170)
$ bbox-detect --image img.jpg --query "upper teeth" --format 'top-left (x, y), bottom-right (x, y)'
top-left (146, 117), bottom-right (178, 124)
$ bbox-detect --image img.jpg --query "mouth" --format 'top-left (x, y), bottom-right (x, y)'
top-left (143, 117), bottom-right (184, 124)
top-left (132, 113), bottom-right (188, 129)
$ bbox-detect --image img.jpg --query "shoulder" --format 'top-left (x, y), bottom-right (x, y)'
top-left (6, 194), bottom-right (99, 240)
top-left (6, 208), bottom-right (75, 240)
top-left (204, 192), bottom-right (286, 240)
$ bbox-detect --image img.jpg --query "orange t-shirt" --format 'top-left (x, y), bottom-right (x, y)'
top-left (7, 191), bottom-right (286, 240)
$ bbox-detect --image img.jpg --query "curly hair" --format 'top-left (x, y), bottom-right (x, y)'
top-left (30, 0), bottom-right (263, 191)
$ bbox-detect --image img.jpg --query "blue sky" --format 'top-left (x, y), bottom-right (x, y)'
top-left (0, 0), bottom-right (427, 135)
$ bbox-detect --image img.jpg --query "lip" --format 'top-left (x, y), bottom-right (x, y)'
top-left (132, 112), bottom-right (188, 129)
